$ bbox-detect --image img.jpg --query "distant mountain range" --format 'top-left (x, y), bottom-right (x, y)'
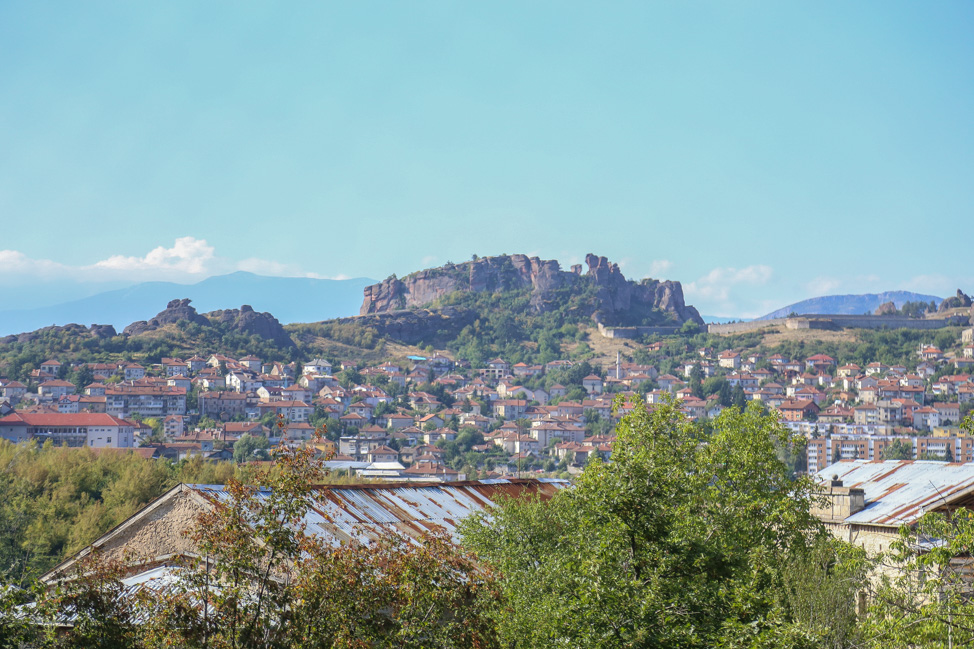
top-left (758, 291), bottom-right (943, 320)
top-left (0, 272), bottom-right (374, 336)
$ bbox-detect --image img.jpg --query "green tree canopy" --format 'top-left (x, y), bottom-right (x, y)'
top-left (462, 399), bottom-right (833, 648)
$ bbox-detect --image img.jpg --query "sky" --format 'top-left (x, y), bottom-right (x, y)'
top-left (1, 2), bottom-right (973, 318)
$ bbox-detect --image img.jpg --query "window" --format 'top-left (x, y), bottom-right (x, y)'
top-left (107, 437), bottom-right (112, 444)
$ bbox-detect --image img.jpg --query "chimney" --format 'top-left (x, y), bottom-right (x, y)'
top-left (811, 477), bottom-right (866, 521)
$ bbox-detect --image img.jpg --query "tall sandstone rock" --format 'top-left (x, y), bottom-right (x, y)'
top-left (360, 254), bottom-right (703, 326)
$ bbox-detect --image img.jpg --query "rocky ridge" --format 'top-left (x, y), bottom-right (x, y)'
top-left (360, 253), bottom-right (703, 327)
top-left (2, 323), bottom-right (117, 346)
top-left (123, 299), bottom-right (294, 347)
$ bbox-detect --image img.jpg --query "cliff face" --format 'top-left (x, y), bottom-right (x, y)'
top-left (360, 253), bottom-right (703, 326)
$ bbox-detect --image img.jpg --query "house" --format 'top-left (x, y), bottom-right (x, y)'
top-left (656, 374), bottom-right (683, 393)
top-left (416, 413), bottom-right (445, 428)
top-left (912, 406), bottom-right (939, 430)
top-left (122, 363), bottom-right (146, 381)
top-left (38, 379), bottom-right (75, 400)
top-left (581, 375), bottom-right (603, 395)
top-left (199, 392), bottom-right (249, 419)
top-left (853, 405), bottom-right (880, 426)
top-left (491, 400), bottom-right (528, 420)
top-left (163, 415), bottom-right (185, 437)
top-left (257, 400), bottom-right (312, 423)
top-left (0, 412), bottom-right (136, 447)
top-left (777, 399), bottom-right (820, 422)
top-left (934, 402), bottom-right (961, 425)
top-left (303, 358), bottom-right (333, 376)
top-left (813, 460), bottom-right (974, 557)
top-left (106, 385), bottom-right (188, 418)
top-left (805, 354), bottom-right (836, 370)
top-left (42, 479), bottom-right (567, 583)
top-left (919, 346), bottom-right (944, 362)
top-left (485, 358), bottom-right (512, 380)
top-left (0, 380), bottom-right (27, 403)
top-left (819, 405), bottom-right (853, 424)
top-left (39, 359), bottom-right (62, 375)
top-left (365, 445), bottom-right (399, 463)
top-left (718, 351), bottom-right (741, 370)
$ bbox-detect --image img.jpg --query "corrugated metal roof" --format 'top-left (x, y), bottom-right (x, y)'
top-left (190, 478), bottom-right (567, 545)
top-left (814, 460), bottom-right (974, 526)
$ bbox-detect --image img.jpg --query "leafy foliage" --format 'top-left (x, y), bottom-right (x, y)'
top-left (461, 399), bottom-right (837, 648)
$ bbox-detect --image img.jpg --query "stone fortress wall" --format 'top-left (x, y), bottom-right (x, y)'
top-left (706, 314), bottom-right (970, 335)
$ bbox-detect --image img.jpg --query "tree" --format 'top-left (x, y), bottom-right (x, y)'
top-left (232, 433), bottom-right (270, 463)
top-left (462, 398), bottom-right (833, 648)
top-left (114, 429), bottom-right (501, 648)
top-left (863, 508), bottom-right (974, 647)
top-left (880, 439), bottom-right (914, 461)
top-left (689, 363), bottom-right (703, 398)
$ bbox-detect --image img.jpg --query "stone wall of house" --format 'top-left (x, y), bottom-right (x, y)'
top-left (95, 490), bottom-right (205, 565)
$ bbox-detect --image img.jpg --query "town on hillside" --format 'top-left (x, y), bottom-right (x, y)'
top-left (0, 323), bottom-right (972, 480)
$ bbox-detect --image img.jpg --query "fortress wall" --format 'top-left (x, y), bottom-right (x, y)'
top-left (708, 315), bottom-right (969, 335)
top-left (598, 324), bottom-right (681, 339)
top-left (707, 319), bottom-right (788, 334)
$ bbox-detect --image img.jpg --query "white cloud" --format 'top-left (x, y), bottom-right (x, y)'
top-left (648, 259), bottom-right (673, 278)
top-left (805, 276), bottom-right (843, 297)
top-left (0, 250), bottom-right (70, 278)
top-left (684, 265), bottom-right (774, 317)
top-left (686, 265), bottom-right (773, 302)
top-left (92, 236), bottom-right (215, 274)
top-left (0, 237), bottom-right (333, 285)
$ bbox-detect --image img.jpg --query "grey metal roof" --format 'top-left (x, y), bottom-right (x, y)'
top-left (190, 478), bottom-right (567, 545)
top-left (814, 460), bottom-right (974, 527)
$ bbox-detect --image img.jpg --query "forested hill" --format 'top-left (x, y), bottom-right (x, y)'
top-left (0, 300), bottom-right (302, 381)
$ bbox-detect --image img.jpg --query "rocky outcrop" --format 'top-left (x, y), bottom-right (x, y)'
top-left (4, 323), bottom-right (118, 345)
top-left (204, 305), bottom-right (294, 348)
top-left (329, 307), bottom-right (478, 346)
top-left (122, 300), bottom-right (294, 347)
top-left (123, 299), bottom-right (210, 336)
top-left (874, 301), bottom-right (897, 316)
top-left (360, 254), bottom-right (703, 327)
top-left (939, 289), bottom-right (972, 313)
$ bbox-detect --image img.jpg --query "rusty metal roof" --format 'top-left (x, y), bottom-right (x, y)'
top-left (190, 478), bottom-right (567, 544)
top-left (814, 460), bottom-right (974, 527)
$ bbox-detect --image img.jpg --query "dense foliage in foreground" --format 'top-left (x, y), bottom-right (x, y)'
top-left (4, 411), bottom-right (974, 647)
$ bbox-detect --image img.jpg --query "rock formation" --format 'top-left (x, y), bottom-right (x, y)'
top-left (122, 300), bottom-right (294, 347)
top-left (4, 323), bottom-right (117, 345)
top-left (360, 254), bottom-right (703, 326)
top-left (938, 289), bottom-right (972, 313)
top-left (204, 305), bottom-right (294, 348)
top-left (123, 299), bottom-right (210, 336)
top-left (874, 301), bottom-right (897, 316)
top-left (328, 307), bottom-right (477, 346)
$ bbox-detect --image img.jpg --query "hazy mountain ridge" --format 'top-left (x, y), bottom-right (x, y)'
top-left (0, 272), bottom-right (374, 336)
top-left (759, 291), bottom-right (943, 320)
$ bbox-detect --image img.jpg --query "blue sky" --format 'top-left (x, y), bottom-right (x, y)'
top-left (1, 2), bottom-right (972, 317)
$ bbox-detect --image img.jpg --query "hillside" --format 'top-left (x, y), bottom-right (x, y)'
top-left (759, 291), bottom-right (943, 320)
top-left (0, 272), bottom-right (374, 336)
